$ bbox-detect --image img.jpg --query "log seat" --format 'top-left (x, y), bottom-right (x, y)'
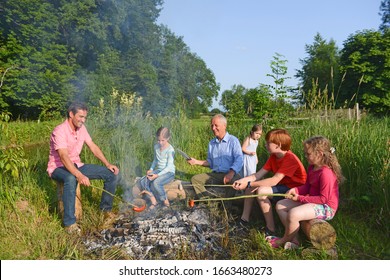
top-left (56, 181), bottom-right (82, 221)
top-left (300, 219), bottom-right (337, 250)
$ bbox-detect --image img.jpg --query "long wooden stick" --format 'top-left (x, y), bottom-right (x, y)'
top-left (182, 184), bottom-right (234, 187)
top-left (192, 193), bottom-right (288, 203)
top-left (89, 185), bottom-right (145, 211)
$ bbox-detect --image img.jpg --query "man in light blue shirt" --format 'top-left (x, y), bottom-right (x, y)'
top-left (187, 114), bottom-right (243, 198)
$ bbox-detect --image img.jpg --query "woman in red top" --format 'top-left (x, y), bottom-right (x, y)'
top-left (268, 136), bottom-right (344, 249)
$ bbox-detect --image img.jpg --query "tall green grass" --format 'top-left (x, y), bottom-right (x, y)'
top-left (291, 117), bottom-right (389, 225)
top-left (0, 104), bottom-right (388, 259)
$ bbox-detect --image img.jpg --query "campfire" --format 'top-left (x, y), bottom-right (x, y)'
top-left (83, 204), bottom-right (230, 259)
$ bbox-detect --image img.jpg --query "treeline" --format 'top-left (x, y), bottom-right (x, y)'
top-left (0, 0), bottom-right (218, 119)
top-left (220, 33), bottom-right (389, 119)
top-left (0, 0), bottom-right (389, 120)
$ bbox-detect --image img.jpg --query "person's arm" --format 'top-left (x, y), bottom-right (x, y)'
top-left (242, 137), bottom-right (255, 156)
top-left (286, 187), bottom-right (298, 200)
top-left (149, 146), bottom-right (157, 172)
top-left (187, 158), bottom-right (210, 167)
top-left (223, 138), bottom-right (243, 184)
top-left (229, 137), bottom-right (244, 174)
top-left (86, 141), bottom-right (119, 175)
top-left (250, 172), bottom-right (285, 188)
top-left (223, 169), bottom-right (236, 184)
top-left (294, 179), bottom-right (310, 196)
top-left (188, 140), bottom-right (213, 168)
top-left (298, 169), bottom-right (334, 205)
top-left (147, 158), bottom-right (155, 176)
top-left (146, 152), bottom-right (158, 179)
top-left (156, 148), bottom-right (175, 176)
top-left (232, 167), bottom-right (268, 190)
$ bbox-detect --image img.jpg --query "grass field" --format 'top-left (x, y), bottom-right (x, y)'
top-left (0, 108), bottom-right (389, 260)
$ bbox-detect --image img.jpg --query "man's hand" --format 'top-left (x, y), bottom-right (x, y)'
top-left (76, 174), bottom-right (91, 186)
top-left (187, 158), bottom-right (197, 165)
top-left (107, 164), bottom-right (119, 175)
top-left (223, 170), bottom-right (235, 184)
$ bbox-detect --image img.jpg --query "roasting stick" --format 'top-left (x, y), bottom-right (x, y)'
top-left (188, 193), bottom-right (289, 208)
top-left (181, 183), bottom-right (234, 187)
top-left (90, 185), bottom-right (146, 212)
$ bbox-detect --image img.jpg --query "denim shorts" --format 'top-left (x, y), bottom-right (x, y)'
top-left (313, 204), bottom-right (335, 221)
top-left (270, 185), bottom-right (290, 202)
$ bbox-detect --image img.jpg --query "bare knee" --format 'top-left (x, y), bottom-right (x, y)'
top-left (276, 200), bottom-right (283, 211)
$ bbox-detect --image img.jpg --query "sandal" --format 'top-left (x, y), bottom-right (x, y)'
top-left (266, 236), bottom-right (282, 248)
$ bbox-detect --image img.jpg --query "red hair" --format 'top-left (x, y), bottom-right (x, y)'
top-left (265, 128), bottom-right (291, 151)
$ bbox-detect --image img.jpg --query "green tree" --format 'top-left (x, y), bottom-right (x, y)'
top-left (157, 26), bottom-right (219, 117)
top-left (339, 29), bottom-right (390, 115)
top-left (295, 33), bottom-right (341, 108)
top-left (266, 53), bottom-right (294, 124)
top-left (58, 0), bottom-right (163, 108)
top-left (0, 0), bottom-right (218, 119)
top-left (379, 0), bottom-right (390, 32)
top-left (244, 84), bottom-right (273, 121)
top-left (0, 0), bottom-right (76, 119)
top-left (220, 84), bottom-right (246, 121)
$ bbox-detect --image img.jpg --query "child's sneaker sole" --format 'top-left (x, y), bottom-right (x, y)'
top-left (284, 241), bottom-right (299, 250)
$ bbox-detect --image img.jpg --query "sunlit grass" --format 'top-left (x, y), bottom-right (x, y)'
top-left (0, 107), bottom-right (388, 259)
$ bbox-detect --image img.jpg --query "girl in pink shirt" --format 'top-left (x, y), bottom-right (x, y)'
top-left (268, 136), bottom-right (344, 249)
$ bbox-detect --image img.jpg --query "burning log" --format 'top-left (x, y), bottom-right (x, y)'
top-left (300, 219), bottom-right (337, 250)
top-left (56, 181), bottom-right (82, 220)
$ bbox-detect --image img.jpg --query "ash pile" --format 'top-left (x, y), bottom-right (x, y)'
top-left (83, 205), bottom-right (229, 259)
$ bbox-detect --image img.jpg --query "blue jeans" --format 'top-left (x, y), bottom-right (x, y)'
top-left (139, 171), bottom-right (174, 203)
top-left (51, 164), bottom-right (119, 226)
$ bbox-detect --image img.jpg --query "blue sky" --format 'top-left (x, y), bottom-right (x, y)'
top-left (157, 0), bottom-right (382, 108)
